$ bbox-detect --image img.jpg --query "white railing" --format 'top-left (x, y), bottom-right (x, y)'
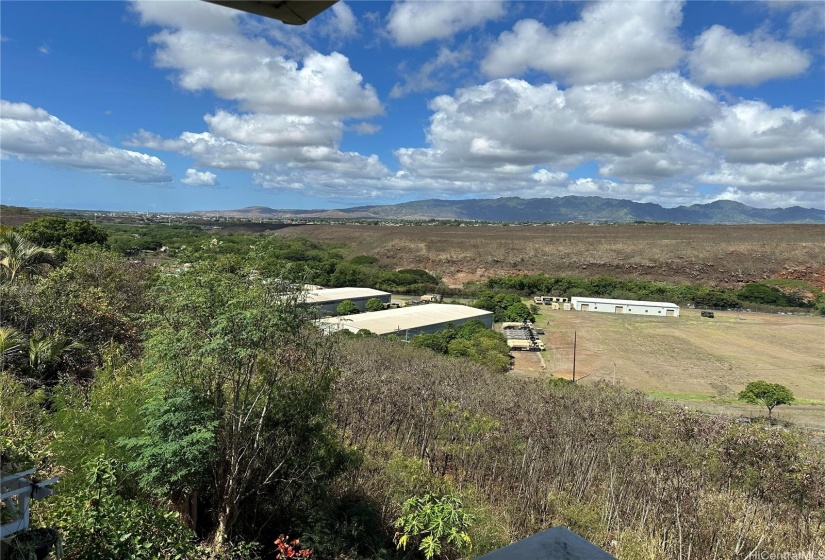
top-left (0, 469), bottom-right (59, 538)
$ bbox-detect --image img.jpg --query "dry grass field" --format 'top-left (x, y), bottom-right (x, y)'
top-left (519, 307), bottom-right (825, 428)
top-left (275, 223), bottom-right (825, 290)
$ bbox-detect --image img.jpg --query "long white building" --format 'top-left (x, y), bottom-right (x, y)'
top-left (318, 304), bottom-right (494, 336)
top-left (571, 297), bottom-right (679, 317)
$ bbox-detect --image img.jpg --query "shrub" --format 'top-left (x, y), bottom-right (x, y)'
top-left (337, 300), bottom-right (360, 316)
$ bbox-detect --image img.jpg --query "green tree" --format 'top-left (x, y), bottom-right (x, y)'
top-left (145, 263), bottom-right (341, 547)
top-left (505, 302), bottom-right (534, 322)
top-left (121, 387), bottom-right (217, 505)
top-left (365, 297), bottom-right (385, 312)
top-left (337, 299), bottom-right (361, 316)
top-left (17, 217), bottom-right (108, 260)
top-left (412, 333), bottom-right (450, 355)
top-left (738, 381), bottom-right (795, 420)
top-left (394, 493), bottom-right (474, 560)
top-left (0, 231), bottom-right (57, 285)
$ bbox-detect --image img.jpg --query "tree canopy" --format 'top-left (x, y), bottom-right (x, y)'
top-left (738, 381), bottom-right (795, 420)
top-left (16, 217), bottom-right (108, 260)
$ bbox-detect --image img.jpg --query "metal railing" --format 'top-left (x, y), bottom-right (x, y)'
top-left (1, 469), bottom-right (59, 538)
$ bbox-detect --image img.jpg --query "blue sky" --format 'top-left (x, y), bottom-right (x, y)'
top-left (1, 0), bottom-right (823, 211)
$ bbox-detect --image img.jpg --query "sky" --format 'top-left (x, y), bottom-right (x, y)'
top-left (1, 0), bottom-right (824, 212)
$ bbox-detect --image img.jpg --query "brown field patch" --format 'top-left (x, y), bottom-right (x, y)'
top-left (273, 223), bottom-right (825, 289)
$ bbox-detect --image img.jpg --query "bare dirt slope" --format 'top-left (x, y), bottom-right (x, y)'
top-left (275, 223), bottom-right (825, 289)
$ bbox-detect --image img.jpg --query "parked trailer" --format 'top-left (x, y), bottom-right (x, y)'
top-left (507, 339), bottom-right (545, 351)
top-left (501, 321), bottom-right (530, 329)
top-left (503, 328), bottom-right (534, 340)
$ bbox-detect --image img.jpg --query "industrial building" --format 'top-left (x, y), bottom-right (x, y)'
top-left (571, 297), bottom-right (680, 317)
top-left (318, 304), bottom-right (494, 337)
top-left (306, 287), bottom-right (391, 315)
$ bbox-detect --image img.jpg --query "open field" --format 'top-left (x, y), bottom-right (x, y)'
top-left (512, 307), bottom-right (825, 428)
top-left (274, 223), bottom-right (825, 290)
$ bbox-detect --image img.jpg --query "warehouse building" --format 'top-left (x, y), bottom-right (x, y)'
top-left (571, 297), bottom-right (680, 317)
top-left (318, 304), bottom-right (494, 336)
top-left (306, 287), bottom-right (391, 315)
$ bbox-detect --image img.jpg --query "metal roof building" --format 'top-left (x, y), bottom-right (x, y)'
top-left (306, 287), bottom-right (391, 315)
top-left (475, 526), bottom-right (616, 560)
top-left (318, 304), bottom-right (493, 336)
top-left (571, 297), bottom-right (680, 317)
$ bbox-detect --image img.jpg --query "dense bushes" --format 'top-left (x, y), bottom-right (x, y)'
top-left (334, 337), bottom-right (825, 558)
top-left (106, 225), bottom-right (445, 295)
top-left (411, 320), bottom-right (510, 372)
top-left (472, 291), bottom-right (536, 322)
top-left (736, 283), bottom-right (812, 308)
top-left (17, 217), bottom-right (108, 260)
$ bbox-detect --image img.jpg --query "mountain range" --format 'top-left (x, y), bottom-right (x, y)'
top-left (196, 196), bottom-right (825, 224)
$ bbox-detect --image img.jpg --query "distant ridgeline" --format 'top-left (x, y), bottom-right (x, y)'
top-left (4, 196), bottom-right (825, 224)
top-left (200, 197), bottom-right (825, 224)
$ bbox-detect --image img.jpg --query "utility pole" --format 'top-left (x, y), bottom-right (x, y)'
top-left (572, 330), bottom-right (577, 383)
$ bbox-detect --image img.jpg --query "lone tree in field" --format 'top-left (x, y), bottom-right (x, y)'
top-left (738, 381), bottom-right (795, 420)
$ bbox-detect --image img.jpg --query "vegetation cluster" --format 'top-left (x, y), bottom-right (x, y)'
top-left (410, 320), bottom-right (511, 373)
top-left (482, 273), bottom-right (823, 314)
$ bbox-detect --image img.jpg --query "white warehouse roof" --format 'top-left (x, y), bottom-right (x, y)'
top-left (306, 287), bottom-right (390, 304)
top-left (318, 304), bottom-right (493, 336)
top-left (571, 297), bottom-right (678, 307)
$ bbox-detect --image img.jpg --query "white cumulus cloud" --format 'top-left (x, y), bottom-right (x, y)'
top-left (599, 135), bottom-right (716, 183)
top-left (565, 73), bottom-right (719, 132)
top-left (387, 0), bottom-right (505, 46)
top-left (149, 31), bottom-right (381, 118)
top-left (204, 110), bottom-right (343, 148)
top-left (390, 45), bottom-right (472, 99)
top-left (688, 25), bottom-right (810, 86)
top-left (0, 100), bottom-right (171, 183)
top-left (399, 79), bottom-right (660, 179)
top-left (482, 1), bottom-right (684, 84)
top-left (181, 168), bottom-right (218, 186)
top-left (707, 101), bottom-right (824, 164)
top-left (700, 159), bottom-right (825, 192)
top-left (131, 0), bottom-right (238, 34)
top-left (713, 188), bottom-right (825, 209)
top-left (328, 2), bottom-right (358, 39)
top-left (132, 0), bottom-right (381, 119)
